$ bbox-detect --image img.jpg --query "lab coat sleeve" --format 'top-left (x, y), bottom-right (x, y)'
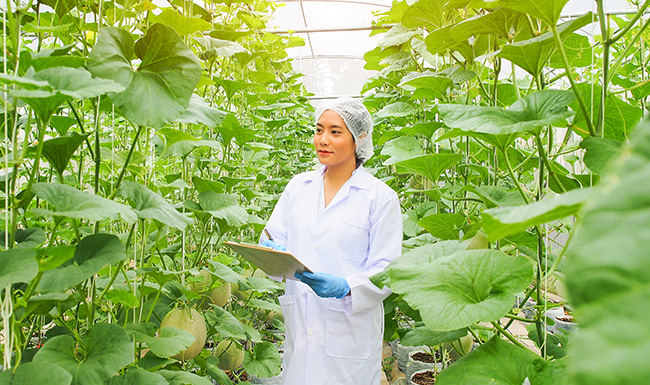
top-left (343, 189), bottom-right (402, 315)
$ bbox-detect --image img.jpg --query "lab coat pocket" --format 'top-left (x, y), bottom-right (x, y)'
top-left (325, 301), bottom-right (371, 359)
top-left (336, 217), bottom-right (370, 261)
top-left (278, 295), bottom-right (296, 341)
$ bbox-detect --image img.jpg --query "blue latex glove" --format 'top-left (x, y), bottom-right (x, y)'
top-left (260, 240), bottom-right (286, 251)
top-left (294, 271), bottom-right (350, 299)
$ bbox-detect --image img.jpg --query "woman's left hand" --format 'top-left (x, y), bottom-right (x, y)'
top-left (294, 271), bottom-right (350, 299)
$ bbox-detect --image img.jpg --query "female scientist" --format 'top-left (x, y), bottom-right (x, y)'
top-left (261, 98), bottom-right (403, 384)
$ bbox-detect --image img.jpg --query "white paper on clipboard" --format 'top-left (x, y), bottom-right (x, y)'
top-left (224, 241), bottom-right (313, 280)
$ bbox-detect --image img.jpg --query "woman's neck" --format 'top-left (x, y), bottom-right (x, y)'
top-left (323, 162), bottom-right (357, 184)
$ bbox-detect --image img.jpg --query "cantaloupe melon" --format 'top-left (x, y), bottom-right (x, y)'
top-left (159, 307), bottom-right (207, 361)
top-left (214, 339), bottom-right (244, 370)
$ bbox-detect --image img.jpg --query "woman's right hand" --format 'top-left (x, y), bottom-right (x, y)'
top-left (260, 240), bottom-right (287, 251)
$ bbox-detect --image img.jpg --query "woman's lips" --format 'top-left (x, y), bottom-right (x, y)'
top-left (318, 150), bottom-right (332, 155)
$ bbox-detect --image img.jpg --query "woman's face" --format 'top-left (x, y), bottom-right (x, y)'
top-left (313, 110), bottom-right (357, 170)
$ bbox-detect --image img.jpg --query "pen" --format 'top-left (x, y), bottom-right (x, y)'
top-left (264, 229), bottom-right (274, 242)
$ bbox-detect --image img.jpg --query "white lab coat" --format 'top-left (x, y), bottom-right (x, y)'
top-left (263, 166), bottom-right (403, 385)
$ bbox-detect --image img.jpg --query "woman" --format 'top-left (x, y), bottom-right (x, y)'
top-left (261, 98), bottom-right (402, 384)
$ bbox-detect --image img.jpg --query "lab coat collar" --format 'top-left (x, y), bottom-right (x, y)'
top-left (303, 166), bottom-right (372, 191)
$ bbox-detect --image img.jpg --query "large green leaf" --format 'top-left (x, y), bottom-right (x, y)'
top-left (492, 0), bottom-right (570, 25)
top-left (154, 8), bottom-right (211, 36)
top-left (205, 307), bottom-right (260, 342)
top-left (564, 121), bottom-right (650, 384)
top-left (31, 183), bottom-right (137, 223)
top-left (482, 187), bottom-right (593, 242)
top-left (436, 337), bottom-right (540, 385)
top-left (567, 288), bottom-right (650, 385)
top-left (7, 67), bottom-right (123, 123)
top-left (0, 248), bottom-right (38, 288)
top-left (377, 24), bottom-right (418, 49)
top-left (141, 327), bottom-right (196, 358)
top-left (380, 136), bottom-right (423, 166)
top-left (497, 13), bottom-right (593, 76)
top-left (390, 249), bottom-right (533, 331)
top-left (33, 323), bottom-right (133, 385)
top-left (242, 341), bottom-right (282, 378)
top-left (570, 82), bottom-right (642, 141)
top-left (195, 191), bottom-right (248, 228)
top-left (401, 0), bottom-right (447, 30)
top-left (118, 180), bottom-right (193, 230)
top-left (0, 362), bottom-right (72, 385)
top-left (374, 101), bottom-right (417, 119)
top-left (39, 234), bottom-right (126, 292)
top-left (28, 132), bottom-right (90, 176)
top-left (418, 213), bottom-right (466, 240)
top-left (400, 325), bottom-right (467, 347)
top-left (177, 94), bottom-right (226, 127)
top-left (158, 370), bottom-right (212, 385)
top-left (88, 24), bottom-right (201, 128)
top-left (395, 154), bottom-right (463, 183)
top-left (438, 89), bottom-right (575, 137)
top-left (566, 121), bottom-right (650, 306)
top-left (193, 36), bottom-right (248, 59)
top-left (580, 137), bottom-right (623, 174)
top-left (108, 367), bottom-right (167, 385)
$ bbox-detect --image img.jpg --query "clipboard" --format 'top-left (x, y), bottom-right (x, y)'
top-left (224, 241), bottom-right (312, 280)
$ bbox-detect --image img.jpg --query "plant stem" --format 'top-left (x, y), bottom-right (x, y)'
top-left (550, 24), bottom-right (596, 137)
top-left (109, 125), bottom-right (145, 200)
top-left (491, 321), bottom-right (529, 350)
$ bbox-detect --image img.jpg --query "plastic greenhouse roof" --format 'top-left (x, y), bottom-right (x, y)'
top-left (266, 0), bottom-right (637, 101)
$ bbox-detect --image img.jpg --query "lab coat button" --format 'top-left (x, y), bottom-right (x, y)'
top-left (312, 243), bottom-right (317, 249)
top-left (307, 329), bottom-right (313, 335)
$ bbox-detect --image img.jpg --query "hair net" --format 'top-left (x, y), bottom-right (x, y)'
top-left (315, 98), bottom-right (374, 164)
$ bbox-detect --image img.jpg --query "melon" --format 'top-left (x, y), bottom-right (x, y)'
top-left (159, 307), bottom-right (207, 361)
top-left (214, 339), bottom-right (244, 370)
top-left (207, 281), bottom-right (231, 307)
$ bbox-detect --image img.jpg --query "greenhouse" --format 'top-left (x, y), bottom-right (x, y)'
top-left (0, 0), bottom-right (649, 384)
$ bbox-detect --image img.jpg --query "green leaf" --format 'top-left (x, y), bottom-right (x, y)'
top-left (400, 325), bottom-right (467, 347)
top-left (141, 327), bottom-right (196, 358)
top-left (580, 137), bottom-right (624, 174)
top-left (108, 367), bottom-right (167, 385)
top-left (193, 36), bottom-right (249, 59)
top-left (88, 24), bottom-right (201, 128)
top-left (395, 154), bottom-right (463, 183)
top-left (0, 248), bottom-right (38, 288)
top-left (401, 0), bottom-right (447, 30)
top-left (105, 289), bottom-right (139, 308)
top-left (177, 94), bottom-right (226, 127)
top-left (438, 89), bottom-right (575, 137)
top-left (38, 0), bottom-right (76, 18)
top-left (436, 337), bottom-right (539, 385)
top-left (571, 82), bottom-right (642, 141)
top-left (33, 67), bottom-right (125, 99)
top-left (377, 24), bottom-right (418, 49)
top-left (39, 234), bottom-right (126, 292)
top-left (497, 13), bottom-right (593, 76)
top-left (204, 307), bottom-right (250, 341)
top-left (28, 132), bottom-right (90, 176)
top-left (418, 213), bottom-right (466, 240)
top-left (567, 288), bottom-right (650, 385)
top-left (195, 191), bottom-right (248, 228)
top-left (548, 33), bottom-right (595, 69)
top-left (118, 180), bottom-right (193, 230)
top-left (158, 370), bottom-right (212, 385)
top-left (243, 341), bottom-right (282, 378)
top-left (482, 187), bottom-right (593, 242)
top-left (380, 136), bottom-right (423, 166)
top-left (0, 362), bottom-right (72, 385)
top-left (399, 72), bottom-right (453, 99)
top-left (154, 8), bottom-right (211, 36)
top-left (33, 323), bottom-right (134, 384)
top-left (390, 249), bottom-right (534, 331)
top-left (566, 121), bottom-right (650, 307)
top-left (31, 183), bottom-right (137, 223)
top-left (374, 101), bottom-right (417, 119)
top-left (491, 0), bottom-right (570, 26)
top-left (528, 358), bottom-right (568, 385)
